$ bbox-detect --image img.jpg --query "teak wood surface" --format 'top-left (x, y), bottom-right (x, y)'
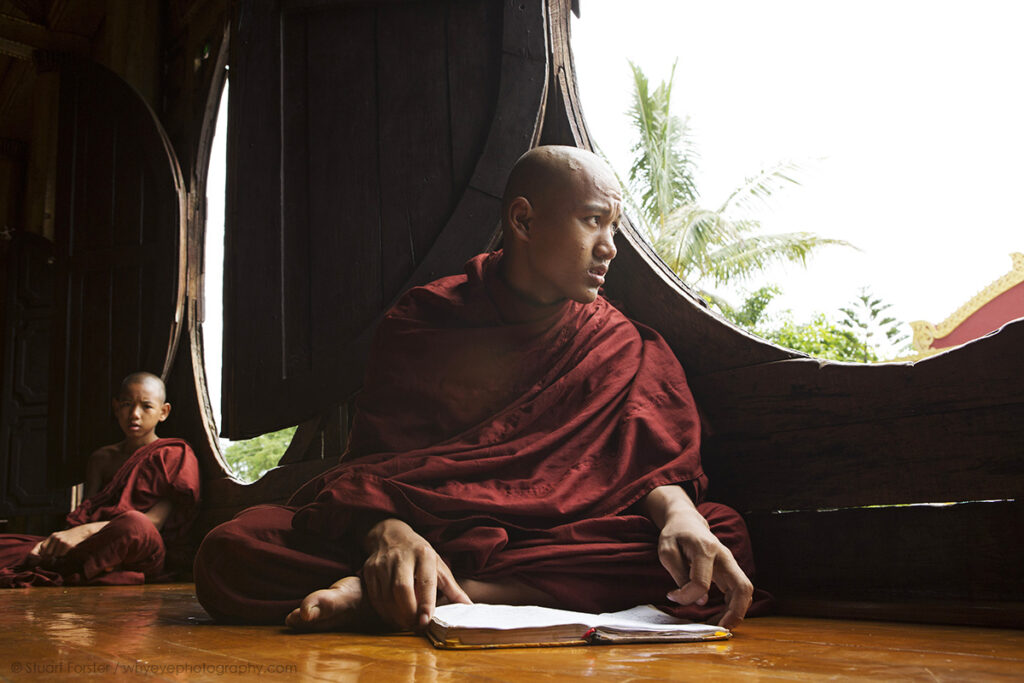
top-left (0, 583), bottom-right (1020, 681)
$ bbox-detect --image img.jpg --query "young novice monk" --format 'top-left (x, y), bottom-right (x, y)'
top-left (0, 372), bottom-right (200, 587)
top-left (195, 146), bottom-right (768, 632)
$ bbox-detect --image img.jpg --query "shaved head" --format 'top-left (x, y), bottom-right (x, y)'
top-left (502, 146), bottom-right (617, 226)
top-left (118, 371), bottom-right (166, 403)
top-left (500, 145), bottom-right (623, 305)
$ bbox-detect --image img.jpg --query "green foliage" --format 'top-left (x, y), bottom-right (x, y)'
top-left (222, 426), bottom-right (297, 483)
top-left (720, 287), bottom-right (873, 362)
top-left (767, 314), bottom-right (870, 362)
top-left (839, 287), bottom-right (910, 362)
top-left (716, 285), bottom-right (781, 328)
top-left (627, 60), bottom-right (699, 234)
top-left (625, 61), bottom-right (852, 291)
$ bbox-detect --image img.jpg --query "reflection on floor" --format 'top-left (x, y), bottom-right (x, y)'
top-left (0, 583), bottom-right (1021, 681)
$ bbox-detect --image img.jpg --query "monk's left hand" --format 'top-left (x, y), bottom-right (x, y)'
top-left (642, 485), bottom-right (753, 629)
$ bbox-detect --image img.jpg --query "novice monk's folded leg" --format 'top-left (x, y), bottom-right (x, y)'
top-left (62, 510), bottom-right (166, 585)
top-left (194, 505), bottom-right (363, 625)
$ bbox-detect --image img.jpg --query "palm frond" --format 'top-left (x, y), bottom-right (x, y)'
top-left (717, 161), bottom-right (803, 216)
top-left (627, 60), bottom-right (699, 236)
top-left (701, 232), bottom-right (854, 286)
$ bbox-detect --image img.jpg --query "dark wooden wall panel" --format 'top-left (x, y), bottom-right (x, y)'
top-left (746, 501), bottom-right (1024, 625)
top-left (0, 233), bottom-right (66, 529)
top-left (447, 1), bottom-right (502, 203)
top-left (696, 320), bottom-right (1024, 512)
top-left (692, 322), bottom-right (1024, 437)
top-left (705, 404), bottom-right (1024, 512)
top-left (50, 61), bottom-right (186, 486)
top-left (0, 139), bottom-right (27, 232)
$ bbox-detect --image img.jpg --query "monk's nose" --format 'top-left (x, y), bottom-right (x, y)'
top-left (595, 230), bottom-right (617, 261)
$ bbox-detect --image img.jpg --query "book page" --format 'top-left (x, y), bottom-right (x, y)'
top-left (432, 603), bottom-right (721, 634)
top-left (594, 605), bottom-right (721, 633)
top-left (433, 603), bottom-right (601, 630)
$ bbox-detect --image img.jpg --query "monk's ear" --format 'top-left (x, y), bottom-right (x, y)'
top-left (159, 402), bottom-right (171, 422)
top-left (506, 196), bottom-right (533, 243)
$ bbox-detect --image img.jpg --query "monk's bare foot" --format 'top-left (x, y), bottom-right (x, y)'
top-left (285, 576), bottom-right (381, 633)
top-left (460, 578), bottom-right (559, 607)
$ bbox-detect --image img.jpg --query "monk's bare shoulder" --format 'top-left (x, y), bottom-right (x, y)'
top-left (86, 443), bottom-right (128, 485)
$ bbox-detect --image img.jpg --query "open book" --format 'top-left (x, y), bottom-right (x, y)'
top-left (424, 603), bottom-right (731, 649)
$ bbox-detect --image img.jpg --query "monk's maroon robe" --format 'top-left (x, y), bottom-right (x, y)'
top-left (0, 438), bottom-right (200, 587)
top-left (195, 252), bottom-right (768, 623)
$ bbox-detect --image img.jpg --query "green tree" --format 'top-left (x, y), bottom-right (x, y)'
top-left (767, 314), bottom-right (868, 362)
top-left (223, 426), bottom-right (297, 483)
top-left (720, 286), bottom-right (867, 362)
top-left (716, 284), bottom-right (781, 328)
top-left (625, 60), bottom-right (851, 294)
top-left (839, 287), bottom-right (910, 362)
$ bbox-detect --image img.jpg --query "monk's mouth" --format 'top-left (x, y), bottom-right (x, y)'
top-left (588, 266), bottom-right (608, 285)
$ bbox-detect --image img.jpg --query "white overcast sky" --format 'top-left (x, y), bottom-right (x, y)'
top-left (571, 0), bottom-right (1024, 335)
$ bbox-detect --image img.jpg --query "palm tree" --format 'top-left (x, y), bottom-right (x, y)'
top-left (625, 60), bottom-right (851, 295)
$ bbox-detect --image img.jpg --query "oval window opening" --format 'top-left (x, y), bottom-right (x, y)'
top-left (571, 3), bottom-right (1024, 363)
top-left (202, 78), bottom-right (297, 483)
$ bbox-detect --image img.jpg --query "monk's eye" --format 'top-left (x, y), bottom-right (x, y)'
top-left (611, 221), bottom-right (620, 235)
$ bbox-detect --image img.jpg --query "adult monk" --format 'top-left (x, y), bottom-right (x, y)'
top-left (195, 145), bottom-right (767, 632)
top-left (0, 372), bottom-right (200, 587)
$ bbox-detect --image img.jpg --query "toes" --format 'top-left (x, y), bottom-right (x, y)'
top-left (285, 585), bottom-right (363, 632)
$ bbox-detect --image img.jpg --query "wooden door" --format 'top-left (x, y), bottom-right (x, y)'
top-left (221, 0), bottom-right (545, 439)
top-left (49, 61), bottom-right (187, 487)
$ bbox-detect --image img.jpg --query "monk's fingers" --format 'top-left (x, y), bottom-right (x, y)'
top-left (38, 536), bottom-right (63, 561)
top-left (667, 544), bottom-right (714, 606)
top-left (435, 558), bottom-right (472, 606)
top-left (656, 534), bottom-right (689, 589)
top-left (713, 555), bottom-right (754, 629)
top-left (383, 550), bottom-right (421, 630)
top-left (411, 550), bottom-right (440, 629)
top-left (362, 559), bottom-right (389, 622)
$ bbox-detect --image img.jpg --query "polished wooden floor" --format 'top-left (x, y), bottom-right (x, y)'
top-left (0, 583), bottom-right (1021, 681)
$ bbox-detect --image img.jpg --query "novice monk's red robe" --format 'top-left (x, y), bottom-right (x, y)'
top-left (0, 438), bottom-right (200, 587)
top-left (195, 252), bottom-right (770, 623)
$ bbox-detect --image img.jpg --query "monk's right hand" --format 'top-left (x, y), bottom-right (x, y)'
top-left (361, 518), bottom-right (472, 631)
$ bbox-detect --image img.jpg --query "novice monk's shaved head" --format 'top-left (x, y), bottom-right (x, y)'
top-left (118, 371), bottom-right (166, 403)
top-left (501, 146), bottom-right (623, 306)
top-left (113, 372), bottom-right (171, 451)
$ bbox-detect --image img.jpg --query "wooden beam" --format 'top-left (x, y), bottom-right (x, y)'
top-left (0, 57), bottom-right (30, 129)
top-left (0, 12), bottom-right (89, 59)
